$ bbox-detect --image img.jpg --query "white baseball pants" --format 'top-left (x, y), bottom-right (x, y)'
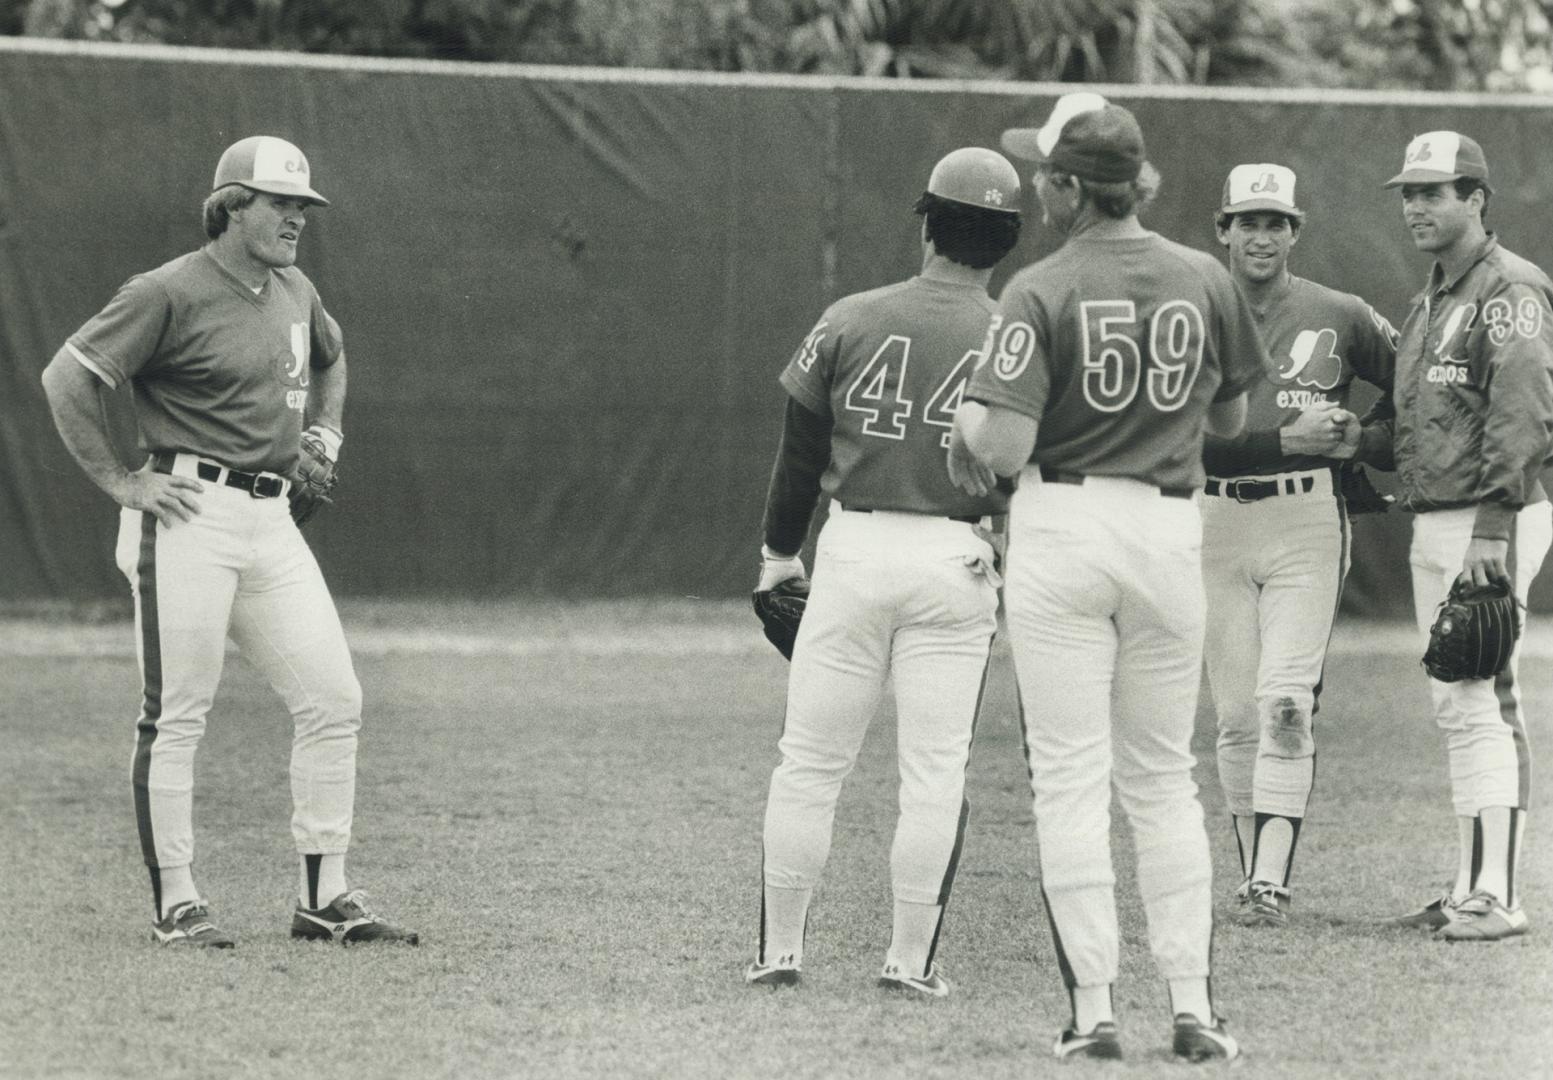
top-left (1003, 473), bottom-right (1213, 989)
top-left (762, 507), bottom-right (999, 907)
top-left (1410, 503), bottom-right (1551, 816)
top-left (116, 453), bottom-right (362, 874)
top-left (1202, 469), bottom-right (1349, 820)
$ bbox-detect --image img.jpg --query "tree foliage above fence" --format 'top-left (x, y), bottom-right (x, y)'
top-left (6, 0), bottom-right (1553, 91)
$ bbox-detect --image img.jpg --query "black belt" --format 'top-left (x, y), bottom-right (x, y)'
top-left (849, 506), bottom-right (982, 525)
top-left (152, 452), bottom-right (288, 499)
top-left (1039, 466), bottom-right (1194, 500)
top-left (1204, 476), bottom-right (1316, 503)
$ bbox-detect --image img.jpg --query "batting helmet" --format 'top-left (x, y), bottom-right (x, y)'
top-left (213, 136), bottom-right (330, 206)
top-left (926, 147), bottom-right (1020, 214)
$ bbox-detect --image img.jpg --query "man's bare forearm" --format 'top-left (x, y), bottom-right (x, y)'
top-left (40, 349), bottom-right (132, 500)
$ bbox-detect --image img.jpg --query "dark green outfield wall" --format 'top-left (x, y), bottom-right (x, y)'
top-left (4, 39), bottom-right (1551, 614)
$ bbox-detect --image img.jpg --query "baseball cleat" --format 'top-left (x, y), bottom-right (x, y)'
top-left (744, 955), bottom-right (801, 988)
top-left (1171, 1014), bottom-right (1240, 1062)
top-left (877, 962), bottom-right (951, 998)
top-left (291, 889), bottom-right (419, 945)
top-left (1389, 891), bottom-right (1458, 930)
top-left (1235, 881), bottom-right (1291, 927)
top-left (152, 899), bottom-right (235, 949)
top-left (1435, 890), bottom-right (1528, 942)
top-left (1053, 1021), bottom-right (1123, 1061)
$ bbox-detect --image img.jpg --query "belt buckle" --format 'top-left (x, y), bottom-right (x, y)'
top-left (251, 473), bottom-right (285, 499)
top-left (1229, 480), bottom-right (1256, 504)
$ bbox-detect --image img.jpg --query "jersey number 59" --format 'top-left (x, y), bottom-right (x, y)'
top-left (1079, 299), bottom-right (1205, 413)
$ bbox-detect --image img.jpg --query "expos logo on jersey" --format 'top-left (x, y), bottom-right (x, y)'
top-left (277, 322), bottom-right (310, 412)
top-left (1274, 327), bottom-right (1341, 408)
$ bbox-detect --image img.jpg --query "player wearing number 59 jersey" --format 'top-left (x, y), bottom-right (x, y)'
top-left (951, 93), bottom-right (1265, 1062)
top-left (746, 148), bottom-right (1021, 997)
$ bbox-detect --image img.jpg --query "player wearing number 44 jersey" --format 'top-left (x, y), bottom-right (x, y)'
top-left (40, 136), bottom-right (415, 948)
top-left (746, 148), bottom-right (1021, 997)
top-left (1364, 132), bottom-right (1553, 942)
top-left (1201, 164), bottom-right (1397, 927)
top-left (950, 93), bottom-right (1265, 1062)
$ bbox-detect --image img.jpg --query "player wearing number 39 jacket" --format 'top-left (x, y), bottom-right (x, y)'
top-left (1364, 132), bottom-right (1553, 942)
top-left (950, 93), bottom-right (1265, 1062)
top-left (746, 148), bottom-right (1021, 997)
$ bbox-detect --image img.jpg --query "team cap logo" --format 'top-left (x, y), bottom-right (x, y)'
top-left (1383, 131), bottom-right (1491, 191)
top-left (1000, 91), bottom-right (1147, 183)
top-left (925, 147), bottom-right (1021, 214)
top-left (1221, 163), bottom-right (1301, 218)
top-left (213, 135), bottom-right (330, 206)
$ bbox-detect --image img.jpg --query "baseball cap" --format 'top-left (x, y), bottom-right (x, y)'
top-left (925, 147), bottom-right (1020, 213)
top-left (1220, 163), bottom-right (1303, 218)
top-left (213, 135), bottom-right (330, 206)
top-left (1000, 92), bottom-right (1147, 183)
top-left (1384, 131), bottom-right (1492, 191)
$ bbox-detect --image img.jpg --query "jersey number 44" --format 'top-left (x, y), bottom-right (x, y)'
top-left (844, 336), bottom-right (980, 448)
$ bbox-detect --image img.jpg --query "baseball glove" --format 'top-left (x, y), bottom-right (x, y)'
top-left (1337, 462), bottom-right (1393, 516)
top-left (1422, 578), bottom-right (1521, 683)
top-left (289, 428), bottom-right (339, 527)
top-left (752, 577), bottom-right (810, 660)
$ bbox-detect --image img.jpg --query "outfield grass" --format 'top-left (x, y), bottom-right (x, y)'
top-left (2, 602), bottom-right (1550, 1079)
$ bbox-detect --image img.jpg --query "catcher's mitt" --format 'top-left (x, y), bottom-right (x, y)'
top-left (752, 577), bottom-right (810, 660)
top-left (1337, 462), bottom-right (1393, 516)
top-left (289, 428), bottom-right (338, 527)
top-left (1422, 578), bottom-right (1521, 683)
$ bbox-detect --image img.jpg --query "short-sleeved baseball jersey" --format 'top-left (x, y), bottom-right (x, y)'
top-left (780, 275), bottom-right (1008, 518)
top-left (1221, 276), bottom-right (1397, 476)
top-left (967, 232), bottom-right (1266, 492)
top-left (68, 250), bottom-right (343, 474)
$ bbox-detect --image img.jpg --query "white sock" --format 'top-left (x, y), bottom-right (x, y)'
top-left (1474, 807), bottom-right (1513, 904)
top-left (885, 900), bottom-right (942, 978)
top-left (760, 885), bottom-right (811, 967)
top-left (1251, 815), bottom-right (1297, 887)
top-left (300, 854), bottom-right (348, 909)
top-left (1452, 816), bottom-right (1475, 902)
top-left (1072, 984), bottom-right (1113, 1033)
top-left (158, 865), bottom-right (199, 920)
top-left (1169, 978), bottom-right (1213, 1024)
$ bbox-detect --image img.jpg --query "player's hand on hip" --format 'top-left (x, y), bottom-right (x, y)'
top-left (757, 546), bottom-right (806, 592)
top-left (114, 464), bottom-right (203, 527)
top-left (1462, 536), bottom-right (1511, 589)
top-left (946, 425), bottom-right (995, 496)
top-left (1279, 400), bottom-right (1348, 456)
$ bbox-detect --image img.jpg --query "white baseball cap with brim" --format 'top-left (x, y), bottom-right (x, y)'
top-left (213, 135), bottom-right (330, 206)
top-left (1221, 163), bottom-right (1303, 218)
top-left (1000, 92), bottom-right (1147, 183)
top-left (1384, 131), bottom-right (1492, 192)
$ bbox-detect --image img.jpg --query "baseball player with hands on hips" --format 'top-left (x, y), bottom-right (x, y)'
top-left (39, 136), bottom-right (416, 948)
top-left (1363, 133), bottom-right (1553, 942)
top-left (948, 93), bottom-right (1266, 1062)
top-left (1202, 164), bottom-right (1397, 927)
top-left (747, 148), bottom-right (1021, 996)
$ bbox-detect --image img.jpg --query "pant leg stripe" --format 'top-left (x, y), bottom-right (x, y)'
top-left (1494, 519), bottom-right (1532, 810)
top-left (131, 512), bottom-right (163, 870)
top-left (925, 631), bottom-right (996, 970)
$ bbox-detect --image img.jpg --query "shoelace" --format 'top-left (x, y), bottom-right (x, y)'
top-left (1453, 890), bottom-right (1496, 915)
top-left (338, 888), bottom-right (377, 918)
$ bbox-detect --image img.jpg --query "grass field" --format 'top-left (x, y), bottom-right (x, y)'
top-left (3, 601), bottom-right (1551, 1080)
